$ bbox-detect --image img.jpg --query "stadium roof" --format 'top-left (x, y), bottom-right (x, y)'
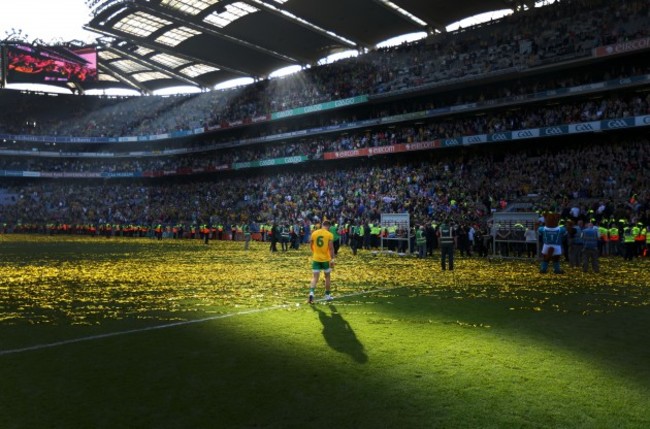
top-left (84, 0), bottom-right (523, 94)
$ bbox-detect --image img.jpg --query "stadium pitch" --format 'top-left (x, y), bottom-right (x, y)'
top-left (1, 235), bottom-right (650, 428)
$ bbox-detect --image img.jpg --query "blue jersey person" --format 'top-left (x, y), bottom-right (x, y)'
top-left (538, 213), bottom-right (567, 274)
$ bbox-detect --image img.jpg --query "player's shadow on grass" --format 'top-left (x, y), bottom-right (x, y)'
top-left (313, 304), bottom-right (368, 363)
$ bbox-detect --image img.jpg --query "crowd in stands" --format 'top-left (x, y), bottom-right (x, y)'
top-left (0, 0), bottom-right (647, 140)
top-left (0, 137), bottom-right (647, 233)
top-left (1, 88), bottom-right (648, 174)
top-left (2, 58), bottom-right (649, 153)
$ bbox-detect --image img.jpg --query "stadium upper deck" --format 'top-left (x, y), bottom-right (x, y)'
top-left (1, 0), bottom-right (648, 142)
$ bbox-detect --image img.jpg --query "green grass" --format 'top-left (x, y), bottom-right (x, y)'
top-left (1, 235), bottom-right (650, 428)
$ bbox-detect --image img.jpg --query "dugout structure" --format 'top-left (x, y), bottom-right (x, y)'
top-left (380, 213), bottom-right (411, 254)
top-left (490, 212), bottom-right (539, 259)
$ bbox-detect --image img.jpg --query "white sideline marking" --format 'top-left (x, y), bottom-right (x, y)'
top-left (0, 287), bottom-right (400, 357)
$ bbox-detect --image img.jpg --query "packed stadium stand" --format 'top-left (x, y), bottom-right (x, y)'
top-left (0, 0), bottom-right (649, 240)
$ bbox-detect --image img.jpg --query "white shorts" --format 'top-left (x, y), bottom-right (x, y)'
top-left (541, 244), bottom-right (562, 256)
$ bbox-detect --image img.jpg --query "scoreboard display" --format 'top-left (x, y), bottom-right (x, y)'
top-left (5, 44), bottom-right (98, 84)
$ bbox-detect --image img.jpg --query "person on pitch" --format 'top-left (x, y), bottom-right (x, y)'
top-left (437, 219), bottom-right (457, 271)
top-left (308, 219), bottom-right (336, 304)
top-left (538, 213), bottom-right (567, 274)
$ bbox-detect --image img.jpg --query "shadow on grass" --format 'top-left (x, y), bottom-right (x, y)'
top-left (375, 287), bottom-right (650, 389)
top-left (0, 317), bottom-right (419, 429)
top-left (312, 304), bottom-right (368, 363)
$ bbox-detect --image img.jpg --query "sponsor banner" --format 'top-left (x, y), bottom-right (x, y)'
top-left (450, 103), bottom-right (477, 112)
top-left (259, 128), bottom-right (309, 143)
top-left (168, 130), bottom-right (190, 138)
top-left (512, 129), bottom-right (540, 140)
top-left (206, 164), bottom-right (231, 172)
top-left (252, 115), bottom-right (270, 123)
top-left (101, 172), bottom-right (137, 178)
top-left (635, 115), bottom-right (650, 127)
top-left (119, 136), bottom-right (139, 143)
top-left (92, 152), bottom-right (115, 158)
top-left (324, 149), bottom-right (368, 160)
top-left (8, 135), bottom-right (46, 143)
top-left (368, 145), bottom-right (398, 156)
top-left (464, 134), bottom-right (488, 145)
top-left (161, 148), bottom-right (187, 155)
top-left (327, 143), bottom-right (439, 159)
top-left (441, 138), bottom-right (462, 147)
top-left (40, 172), bottom-right (103, 178)
top-left (69, 136), bottom-right (97, 143)
top-left (284, 156), bottom-right (307, 164)
top-left (540, 125), bottom-right (569, 137)
top-left (404, 141), bottom-right (439, 151)
top-left (23, 171), bottom-right (41, 178)
top-left (233, 156), bottom-right (308, 170)
top-left (568, 82), bottom-right (606, 93)
top-left (273, 109), bottom-right (295, 120)
top-left (568, 121), bottom-right (601, 133)
top-left (333, 96), bottom-right (367, 108)
top-left (602, 118), bottom-right (635, 130)
top-left (488, 132), bottom-right (511, 143)
top-left (234, 161), bottom-right (253, 169)
top-left (42, 172), bottom-right (64, 178)
top-left (271, 96), bottom-right (368, 121)
top-left (253, 159), bottom-right (277, 169)
top-left (427, 107), bottom-right (452, 116)
top-left (381, 111), bottom-right (428, 124)
top-left (594, 37), bottom-right (650, 57)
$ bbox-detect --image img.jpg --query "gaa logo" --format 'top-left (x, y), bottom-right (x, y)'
top-left (575, 123), bottom-right (595, 132)
top-left (543, 127), bottom-right (563, 136)
top-left (491, 133), bottom-right (508, 141)
top-left (516, 130), bottom-right (534, 138)
top-left (443, 139), bottom-right (461, 146)
top-left (607, 120), bottom-right (628, 129)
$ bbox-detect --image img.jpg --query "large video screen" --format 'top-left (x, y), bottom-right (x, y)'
top-left (6, 44), bottom-right (98, 84)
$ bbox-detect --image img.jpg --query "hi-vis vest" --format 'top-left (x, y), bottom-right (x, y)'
top-left (598, 226), bottom-right (608, 241)
top-left (416, 229), bottom-right (426, 245)
top-left (623, 227), bottom-right (635, 243)
top-left (439, 224), bottom-right (453, 245)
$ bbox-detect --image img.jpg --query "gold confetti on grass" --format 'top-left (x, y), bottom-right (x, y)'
top-left (1, 235), bottom-right (649, 324)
